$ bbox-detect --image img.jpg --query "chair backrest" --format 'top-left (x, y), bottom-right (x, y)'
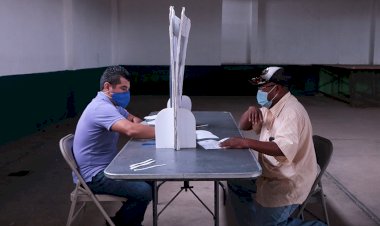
top-left (313, 135), bottom-right (333, 174)
top-left (59, 134), bottom-right (90, 188)
top-left (306, 134), bottom-right (333, 196)
top-left (295, 135), bottom-right (333, 220)
top-left (59, 134), bottom-right (78, 172)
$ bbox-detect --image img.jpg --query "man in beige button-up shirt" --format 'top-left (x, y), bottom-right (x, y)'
top-left (220, 67), bottom-right (325, 226)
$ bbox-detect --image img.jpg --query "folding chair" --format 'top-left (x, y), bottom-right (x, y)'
top-left (59, 134), bottom-right (127, 226)
top-left (295, 135), bottom-right (333, 225)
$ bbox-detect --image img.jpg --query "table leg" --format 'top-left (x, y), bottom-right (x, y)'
top-left (214, 181), bottom-right (219, 226)
top-left (153, 181), bottom-right (158, 226)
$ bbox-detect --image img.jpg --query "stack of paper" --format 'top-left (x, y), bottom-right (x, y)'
top-left (195, 130), bottom-right (229, 150)
top-left (195, 130), bottom-right (219, 140)
top-left (143, 115), bottom-right (157, 126)
top-left (197, 139), bottom-right (223, 150)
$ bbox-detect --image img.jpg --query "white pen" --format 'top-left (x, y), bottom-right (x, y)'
top-left (133, 164), bottom-right (167, 171)
top-left (130, 159), bottom-right (155, 169)
top-left (130, 159), bottom-right (154, 167)
top-left (130, 160), bottom-right (155, 169)
top-left (130, 161), bottom-right (156, 170)
top-left (196, 124), bottom-right (209, 128)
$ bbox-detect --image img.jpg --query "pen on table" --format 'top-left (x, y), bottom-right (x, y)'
top-left (142, 141), bottom-right (155, 146)
top-left (196, 124), bottom-right (209, 128)
top-left (133, 164), bottom-right (167, 171)
top-left (130, 159), bottom-right (155, 169)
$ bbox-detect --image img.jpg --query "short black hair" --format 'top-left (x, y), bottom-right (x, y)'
top-left (99, 66), bottom-right (131, 90)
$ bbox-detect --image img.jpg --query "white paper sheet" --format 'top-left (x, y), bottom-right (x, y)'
top-left (196, 130), bottom-right (219, 140)
top-left (197, 139), bottom-right (222, 150)
top-left (144, 115), bottom-right (157, 120)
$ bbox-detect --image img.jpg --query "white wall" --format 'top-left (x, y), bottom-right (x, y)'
top-left (116, 0), bottom-right (222, 65)
top-left (222, 0), bottom-right (380, 65)
top-left (221, 0), bottom-right (252, 64)
top-left (372, 0), bottom-right (380, 64)
top-left (0, 0), bottom-right (222, 75)
top-left (0, 0), bottom-right (65, 75)
top-left (70, 0), bottom-right (113, 69)
top-left (1, 0), bottom-right (380, 76)
top-left (0, 0), bottom-right (114, 75)
top-left (254, 0), bottom-right (374, 65)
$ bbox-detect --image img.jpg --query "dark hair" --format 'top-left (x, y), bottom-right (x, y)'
top-left (99, 66), bottom-right (131, 90)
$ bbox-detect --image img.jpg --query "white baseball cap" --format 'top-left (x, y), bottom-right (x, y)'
top-left (249, 66), bottom-right (290, 86)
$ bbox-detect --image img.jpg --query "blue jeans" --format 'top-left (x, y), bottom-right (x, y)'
top-left (88, 171), bottom-right (152, 226)
top-left (227, 179), bottom-right (326, 226)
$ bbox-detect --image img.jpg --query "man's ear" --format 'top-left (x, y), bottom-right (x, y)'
top-left (275, 84), bottom-right (283, 92)
top-left (103, 82), bottom-right (111, 91)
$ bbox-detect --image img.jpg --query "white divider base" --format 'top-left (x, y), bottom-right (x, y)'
top-left (155, 107), bottom-right (196, 149)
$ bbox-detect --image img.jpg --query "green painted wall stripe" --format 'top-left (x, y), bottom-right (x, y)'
top-left (0, 68), bottom-right (104, 145)
top-left (0, 65), bottom-right (320, 145)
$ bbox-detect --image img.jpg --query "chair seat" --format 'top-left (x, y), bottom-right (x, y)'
top-left (71, 188), bottom-right (127, 202)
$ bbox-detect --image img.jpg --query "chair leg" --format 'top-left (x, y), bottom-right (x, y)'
top-left (298, 191), bottom-right (329, 225)
top-left (67, 194), bottom-right (79, 226)
top-left (218, 181), bottom-right (226, 205)
top-left (298, 205), bottom-right (305, 220)
top-left (67, 188), bottom-right (88, 226)
top-left (295, 198), bottom-right (309, 219)
top-left (90, 196), bottom-right (116, 226)
top-left (104, 214), bottom-right (115, 226)
top-left (320, 188), bottom-right (330, 225)
top-left (72, 202), bottom-right (87, 224)
top-left (68, 197), bottom-right (115, 226)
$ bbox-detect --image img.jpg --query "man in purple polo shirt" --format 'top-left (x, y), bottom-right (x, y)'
top-left (73, 66), bottom-right (155, 226)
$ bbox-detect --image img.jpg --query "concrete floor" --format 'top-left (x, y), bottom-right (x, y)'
top-left (0, 95), bottom-right (379, 226)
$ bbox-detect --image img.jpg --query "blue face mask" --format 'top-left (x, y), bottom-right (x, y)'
top-left (112, 91), bottom-right (130, 108)
top-left (256, 86), bottom-right (276, 108)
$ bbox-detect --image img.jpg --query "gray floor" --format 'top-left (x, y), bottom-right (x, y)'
top-left (1, 95), bottom-right (379, 226)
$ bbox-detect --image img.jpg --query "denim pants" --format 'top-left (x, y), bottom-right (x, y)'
top-left (87, 171), bottom-right (152, 226)
top-left (227, 179), bottom-right (326, 226)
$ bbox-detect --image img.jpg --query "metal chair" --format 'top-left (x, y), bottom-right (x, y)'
top-left (295, 135), bottom-right (333, 225)
top-left (59, 134), bottom-right (127, 226)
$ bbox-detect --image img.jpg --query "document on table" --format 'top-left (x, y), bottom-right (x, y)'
top-left (143, 114), bottom-right (157, 126)
top-left (196, 130), bottom-right (219, 140)
top-left (197, 139), bottom-right (222, 150)
top-left (195, 130), bottom-right (221, 149)
top-left (197, 137), bottom-right (229, 150)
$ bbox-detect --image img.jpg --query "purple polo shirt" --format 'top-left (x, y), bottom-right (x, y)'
top-left (72, 92), bottom-right (129, 183)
